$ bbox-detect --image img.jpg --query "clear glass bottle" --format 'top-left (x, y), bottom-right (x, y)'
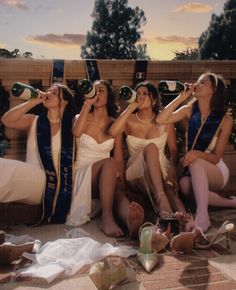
top-left (119, 86), bottom-right (137, 103)
top-left (11, 82), bottom-right (38, 100)
top-left (78, 79), bottom-right (96, 99)
top-left (158, 80), bottom-right (186, 96)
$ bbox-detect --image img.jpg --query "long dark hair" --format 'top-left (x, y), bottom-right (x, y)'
top-left (135, 81), bottom-right (161, 114)
top-left (206, 73), bottom-right (227, 115)
top-left (56, 83), bottom-right (77, 116)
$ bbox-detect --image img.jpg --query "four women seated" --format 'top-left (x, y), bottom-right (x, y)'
top-left (0, 73), bottom-right (235, 241)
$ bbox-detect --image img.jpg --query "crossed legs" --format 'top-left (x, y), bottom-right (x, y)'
top-left (143, 143), bottom-right (172, 215)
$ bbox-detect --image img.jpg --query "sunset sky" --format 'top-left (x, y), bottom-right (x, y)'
top-left (0, 0), bottom-right (226, 60)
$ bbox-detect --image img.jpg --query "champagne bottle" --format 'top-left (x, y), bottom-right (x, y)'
top-left (78, 79), bottom-right (96, 99)
top-left (119, 86), bottom-right (137, 103)
top-left (11, 82), bottom-right (38, 100)
top-left (158, 80), bottom-right (186, 96)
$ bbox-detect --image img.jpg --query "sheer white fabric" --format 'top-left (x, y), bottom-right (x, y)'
top-left (18, 237), bottom-right (137, 283)
top-left (66, 133), bottom-right (114, 226)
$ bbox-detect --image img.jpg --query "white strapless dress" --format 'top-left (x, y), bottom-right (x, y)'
top-left (125, 131), bottom-right (170, 210)
top-left (66, 133), bottom-right (114, 226)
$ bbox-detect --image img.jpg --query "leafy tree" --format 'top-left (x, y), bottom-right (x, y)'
top-left (172, 47), bottom-right (199, 60)
top-left (81, 0), bottom-right (149, 59)
top-left (199, 0), bottom-right (236, 60)
top-left (0, 48), bottom-right (33, 58)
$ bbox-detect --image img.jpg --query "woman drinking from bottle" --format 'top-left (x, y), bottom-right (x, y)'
top-left (66, 79), bottom-right (144, 238)
top-left (156, 72), bottom-right (236, 233)
top-left (0, 83), bottom-right (76, 224)
top-left (109, 81), bottom-right (188, 223)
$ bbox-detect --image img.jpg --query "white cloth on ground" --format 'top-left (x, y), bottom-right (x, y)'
top-left (17, 237), bottom-right (137, 283)
top-left (66, 133), bottom-right (114, 226)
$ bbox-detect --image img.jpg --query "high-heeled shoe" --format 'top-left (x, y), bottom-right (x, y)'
top-left (170, 232), bottom-right (196, 253)
top-left (137, 222), bottom-right (169, 272)
top-left (89, 257), bottom-right (127, 290)
top-left (194, 220), bottom-right (235, 250)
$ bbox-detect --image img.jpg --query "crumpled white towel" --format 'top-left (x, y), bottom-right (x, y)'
top-left (17, 237), bottom-right (137, 283)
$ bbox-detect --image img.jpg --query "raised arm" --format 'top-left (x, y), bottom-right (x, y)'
top-left (72, 97), bottom-right (96, 138)
top-left (109, 102), bottom-right (139, 137)
top-left (156, 86), bottom-right (195, 124)
top-left (1, 92), bottom-right (45, 131)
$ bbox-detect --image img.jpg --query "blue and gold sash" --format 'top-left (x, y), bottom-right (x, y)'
top-left (187, 103), bottom-right (224, 152)
top-left (37, 111), bottom-right (74, 224)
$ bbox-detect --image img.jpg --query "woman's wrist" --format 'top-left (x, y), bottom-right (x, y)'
top-left (83, 101), bottom-right (91, 109)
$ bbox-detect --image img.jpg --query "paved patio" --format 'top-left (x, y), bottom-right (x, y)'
top-left (0, 202), bottom-right (236, 290)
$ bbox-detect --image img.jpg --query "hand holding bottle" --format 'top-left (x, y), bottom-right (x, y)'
top-left (178, 83), bottom-right (195, 103)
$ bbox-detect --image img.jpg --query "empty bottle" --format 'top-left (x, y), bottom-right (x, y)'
top-left (119, 86), bottom-right (137, 103)
top-left (158, 80), bottom-right (186, 96)
top-left (11, 82), bottom-right (38, 100)
top-left (78, 79), bottom-right (96, 99)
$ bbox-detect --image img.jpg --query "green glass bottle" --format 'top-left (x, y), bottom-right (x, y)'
top-left (11, 82), bottom-right (38, 100)
top-left (78, 79), bottom-right (96, 99)
top-left (119, 86), bottom-right (137, 103)
top-left (158, 80), bottom-right (186, 96)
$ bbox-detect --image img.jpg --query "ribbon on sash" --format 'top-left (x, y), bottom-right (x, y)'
top-left (85, 59), bottom-right (100, 82)
top-left (52, 59), bottom-right (65, 84)
top-left (37, 111), bottom-right (74, 224)
top-left (133, 60), bottom-right (148, 87)
top-left (187, 103), bottom-right (224, 152)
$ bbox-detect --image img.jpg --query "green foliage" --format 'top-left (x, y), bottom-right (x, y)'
top-left (172, 47), bottom-right (199, 60)
top-left (199, 0), bottom-right (236, 60)
top-left (81, 0), bottom-right (149, 59)
top-left (0, 48), bottom-right (33, 58)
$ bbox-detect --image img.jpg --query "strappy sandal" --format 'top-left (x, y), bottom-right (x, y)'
top-left (89, 257), bottom-right (127, 290)
top-left (158, 211), bottom-right (181, 236)
top-left (137, 222), bottom-right (169, 272)
top-left (194, 220), bottom-right (235, 250)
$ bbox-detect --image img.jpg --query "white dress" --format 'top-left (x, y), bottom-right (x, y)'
top-left (0, 117), bottom-right (61, 205)
top-left (66, 133), bottom-right (115, 227)
top-left (125, 127), bottom-right (170, 211)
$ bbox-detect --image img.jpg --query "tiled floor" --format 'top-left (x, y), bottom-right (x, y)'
top-left (1, 205), bottom-right (236, 290)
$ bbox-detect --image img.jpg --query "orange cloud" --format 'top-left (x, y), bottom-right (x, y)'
top-left (172, 2), bottom-right (213, 13)
top-left (154, 35), bottom-right (198, 46)
top-left (0, 0), bottom-right (28, 10)
top-left (25, 33), bottom-right (86, 47)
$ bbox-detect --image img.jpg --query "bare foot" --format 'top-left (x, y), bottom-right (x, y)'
top-left (195, 215), bottom-right (211, 233)
top-left (101, 217), bottom-right (124, 238)
top-left (127, 201), bottom-right (144, 238)
top-left (175, 212), bottom-right (194, 232)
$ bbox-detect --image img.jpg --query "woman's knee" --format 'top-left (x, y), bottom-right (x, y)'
top-left (143, 143), bottom-right (159, 161)
top-left (179, 176), bottom-right (191, 196)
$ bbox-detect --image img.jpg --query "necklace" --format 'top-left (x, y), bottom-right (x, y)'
top-left (136, 112), bottom-right (155, 124)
